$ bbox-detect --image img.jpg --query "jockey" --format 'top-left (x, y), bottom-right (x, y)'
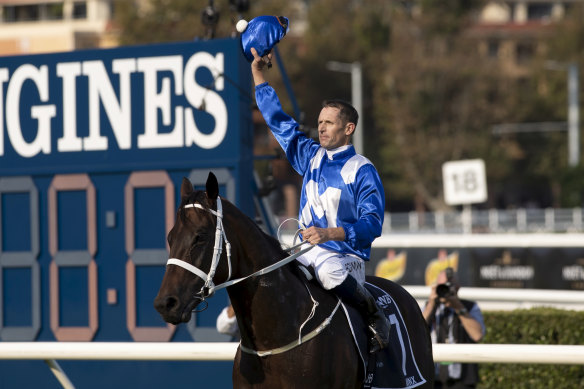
top-left (250, 48), bottom-right (390, 353)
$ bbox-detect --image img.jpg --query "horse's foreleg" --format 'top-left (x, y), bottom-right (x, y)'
top-left (233, 351), bottom-right (268, 388)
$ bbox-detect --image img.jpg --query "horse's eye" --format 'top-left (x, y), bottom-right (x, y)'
top-left (192, 233), bottom-right (208, 247)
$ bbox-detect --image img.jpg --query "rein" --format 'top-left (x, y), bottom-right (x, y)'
top-left (166, 196), bottom-right (342, 357)
top-left (166, 196), bottom-right (314, 299)
top-left (239, 299), bottom-right (342, 357)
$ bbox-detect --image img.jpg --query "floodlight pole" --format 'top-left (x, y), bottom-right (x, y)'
top-left (546, 61), bottom-right (580, 167)
top-left (326, 61), bottom-right (363, 155)
top-left (568, 63), bottom-right (580, 167)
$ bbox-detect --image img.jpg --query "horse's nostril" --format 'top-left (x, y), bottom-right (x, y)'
top-left (154, 295), bottom-right (178, 314)
top-left (165, 296), bottom-right (178, 310)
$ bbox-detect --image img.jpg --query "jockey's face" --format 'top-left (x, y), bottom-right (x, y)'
top-left (317, 107), bottom-right (355, 150)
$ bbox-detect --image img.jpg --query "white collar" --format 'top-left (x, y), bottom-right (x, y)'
top-left (325, 144), bottom-right (351, 160)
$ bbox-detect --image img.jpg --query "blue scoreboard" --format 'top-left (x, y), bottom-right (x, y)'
top-left (0, 38), bottom-right (252, 388)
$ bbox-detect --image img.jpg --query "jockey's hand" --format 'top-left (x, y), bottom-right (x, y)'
top-left (251, 47), bottom-right (272, 70)
top-left (301, 226), bottom-right (345, 245)
top-left (250, 47), bottom-right (271, 86)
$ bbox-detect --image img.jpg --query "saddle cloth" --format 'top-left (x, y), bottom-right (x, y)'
top-left (342, 282), bottom-right (427, 389)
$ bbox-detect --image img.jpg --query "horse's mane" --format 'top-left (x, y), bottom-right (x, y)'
top-left (180, 190), bottom-right (287, 258)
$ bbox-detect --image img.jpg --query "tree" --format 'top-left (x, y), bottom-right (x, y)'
top-left (486, 3), bottom-right (584, 208)
top-left (370, 1), bottom-right (515, 212)
top-left (115, 0), bottom-right (212, 44)
top-left (113, 0), bottom-right (584, 211)
top-left (534, 3), bottom-right (584, 207)
top-left (281, 0), bottom-right (513, 212)
top-left (114, 0), bottom-right (296, 45)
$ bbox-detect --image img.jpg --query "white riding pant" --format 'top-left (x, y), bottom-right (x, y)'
top-left (296, 245), bottom-right (365, 290)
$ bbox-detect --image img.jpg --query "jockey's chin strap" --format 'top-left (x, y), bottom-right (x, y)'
top-left (166, 196), bottom-right (314, 301)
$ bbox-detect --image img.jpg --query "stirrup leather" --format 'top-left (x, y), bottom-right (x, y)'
top-left (369, 324), bottom-right (387, 347)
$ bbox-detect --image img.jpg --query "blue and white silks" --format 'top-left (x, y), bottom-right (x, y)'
top-left (255, 82), bottom-right (385, 261)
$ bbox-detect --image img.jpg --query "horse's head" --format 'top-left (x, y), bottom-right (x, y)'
top-left (154, 172), bottom-right (228, 324)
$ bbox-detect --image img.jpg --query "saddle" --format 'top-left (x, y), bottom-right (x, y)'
top-left (296, 265), bottom-right (427, 389)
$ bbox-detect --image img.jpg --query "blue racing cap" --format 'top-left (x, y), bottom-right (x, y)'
top-left (239, 15), bottom-right (289, 62)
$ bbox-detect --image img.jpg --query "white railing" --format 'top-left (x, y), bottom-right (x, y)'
top-left (275, 208), bottom-right (584, 235)
top-left (0, 342), bottom-right (583, 363)
top-left (403, 286), bottom-right (584, 311)
top-left (381, 207), bottom-right (583, 234)
top-left (1, 342), bottom-right (584, 364)
top-left (1, 342), bottom-right (584, 388)
top-left (0, 342), bottom-right (237, 361)
top-left (275, 208), bottom-right (584, 236)
top-left (405, 286), bottom-right (584, 304)
top-left (0, 342), bottom-right (237, 389)
top-left (372, 232), bottom-right (584, 247)
top-left (432, 344), bottom-right (584, 364)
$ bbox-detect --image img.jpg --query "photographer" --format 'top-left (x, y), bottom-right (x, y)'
top-left (423, 268), bottom-right (485, 389)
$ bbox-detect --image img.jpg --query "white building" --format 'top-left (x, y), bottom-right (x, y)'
top-left (0, 0), bottom-right (116, 55)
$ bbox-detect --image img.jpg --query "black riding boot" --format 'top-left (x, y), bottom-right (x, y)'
top-left (332, 275), bottom-right (391, 353)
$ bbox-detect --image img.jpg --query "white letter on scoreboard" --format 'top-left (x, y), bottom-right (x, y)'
top-left (137, 55), bottom-right (184, 148)
top-left (184, 52), bottom-right (227, 149)
top-left (0, 68), bottom-right (8, 156)
top-left (57, 62), bottom-right (82, 152)
top-left (6, 64), bottom-right (55, 158)
top-left (83, 59), bottom-right (136, 151)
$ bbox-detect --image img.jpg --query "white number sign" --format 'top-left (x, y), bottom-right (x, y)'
top-left (442, 159), bottom-right (487, 205)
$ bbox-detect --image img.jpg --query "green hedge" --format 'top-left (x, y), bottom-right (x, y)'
top-left (477, 308), bottom-right (584, 388)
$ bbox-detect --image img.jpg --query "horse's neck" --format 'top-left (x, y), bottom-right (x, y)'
top-left (225, 211), bottom-right (314, 349)
top-left (223, 205), bottom-right (284, 275)
top-left (229, 266), bottom-right (312, 351)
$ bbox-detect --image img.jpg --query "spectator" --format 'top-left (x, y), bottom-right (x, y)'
top-left (216, 304), bottom-right (239, 339)
top-left (422, 268), bottom-right (485, 388)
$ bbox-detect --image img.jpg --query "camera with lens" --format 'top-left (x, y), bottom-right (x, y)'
top-left (435, 267), bottom-right (456, 298)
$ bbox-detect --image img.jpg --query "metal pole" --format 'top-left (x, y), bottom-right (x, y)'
top-left (326, 61), bottom-right (364, 154)
top-left (45, 359), bottom-right (76, 389)
top-left (544, 60), bottom-right (580, 166)
top-left (351, 62), bottom-right (363, 155)
top-left (568, 63), bottom-right (580, 167)
top-left (462, 204), bottom-right (472, 234)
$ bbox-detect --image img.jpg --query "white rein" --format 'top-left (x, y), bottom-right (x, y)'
top-left (166, 196), bottom-right (345, 357)
top-left (166, 197), bottom-right (313, 299)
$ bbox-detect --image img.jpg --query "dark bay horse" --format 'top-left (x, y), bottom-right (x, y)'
top-left (154, 173), bottom-right (433, 388)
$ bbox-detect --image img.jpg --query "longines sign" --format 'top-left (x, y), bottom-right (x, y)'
top-left (0, 39), bottom-right (253, 388)
top-left (0, 39), bottom-right (250, 175)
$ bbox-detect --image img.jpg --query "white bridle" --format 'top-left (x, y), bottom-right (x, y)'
top-left (166, 196), bottom-right (232, 299)
top-left (166, 196), bottom-right (313, 300)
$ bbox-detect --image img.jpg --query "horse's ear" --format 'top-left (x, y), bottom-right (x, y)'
top-left (180, 177), bottom-right (193, 199)
top-left (206, 172), bottom-right (219, 200)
